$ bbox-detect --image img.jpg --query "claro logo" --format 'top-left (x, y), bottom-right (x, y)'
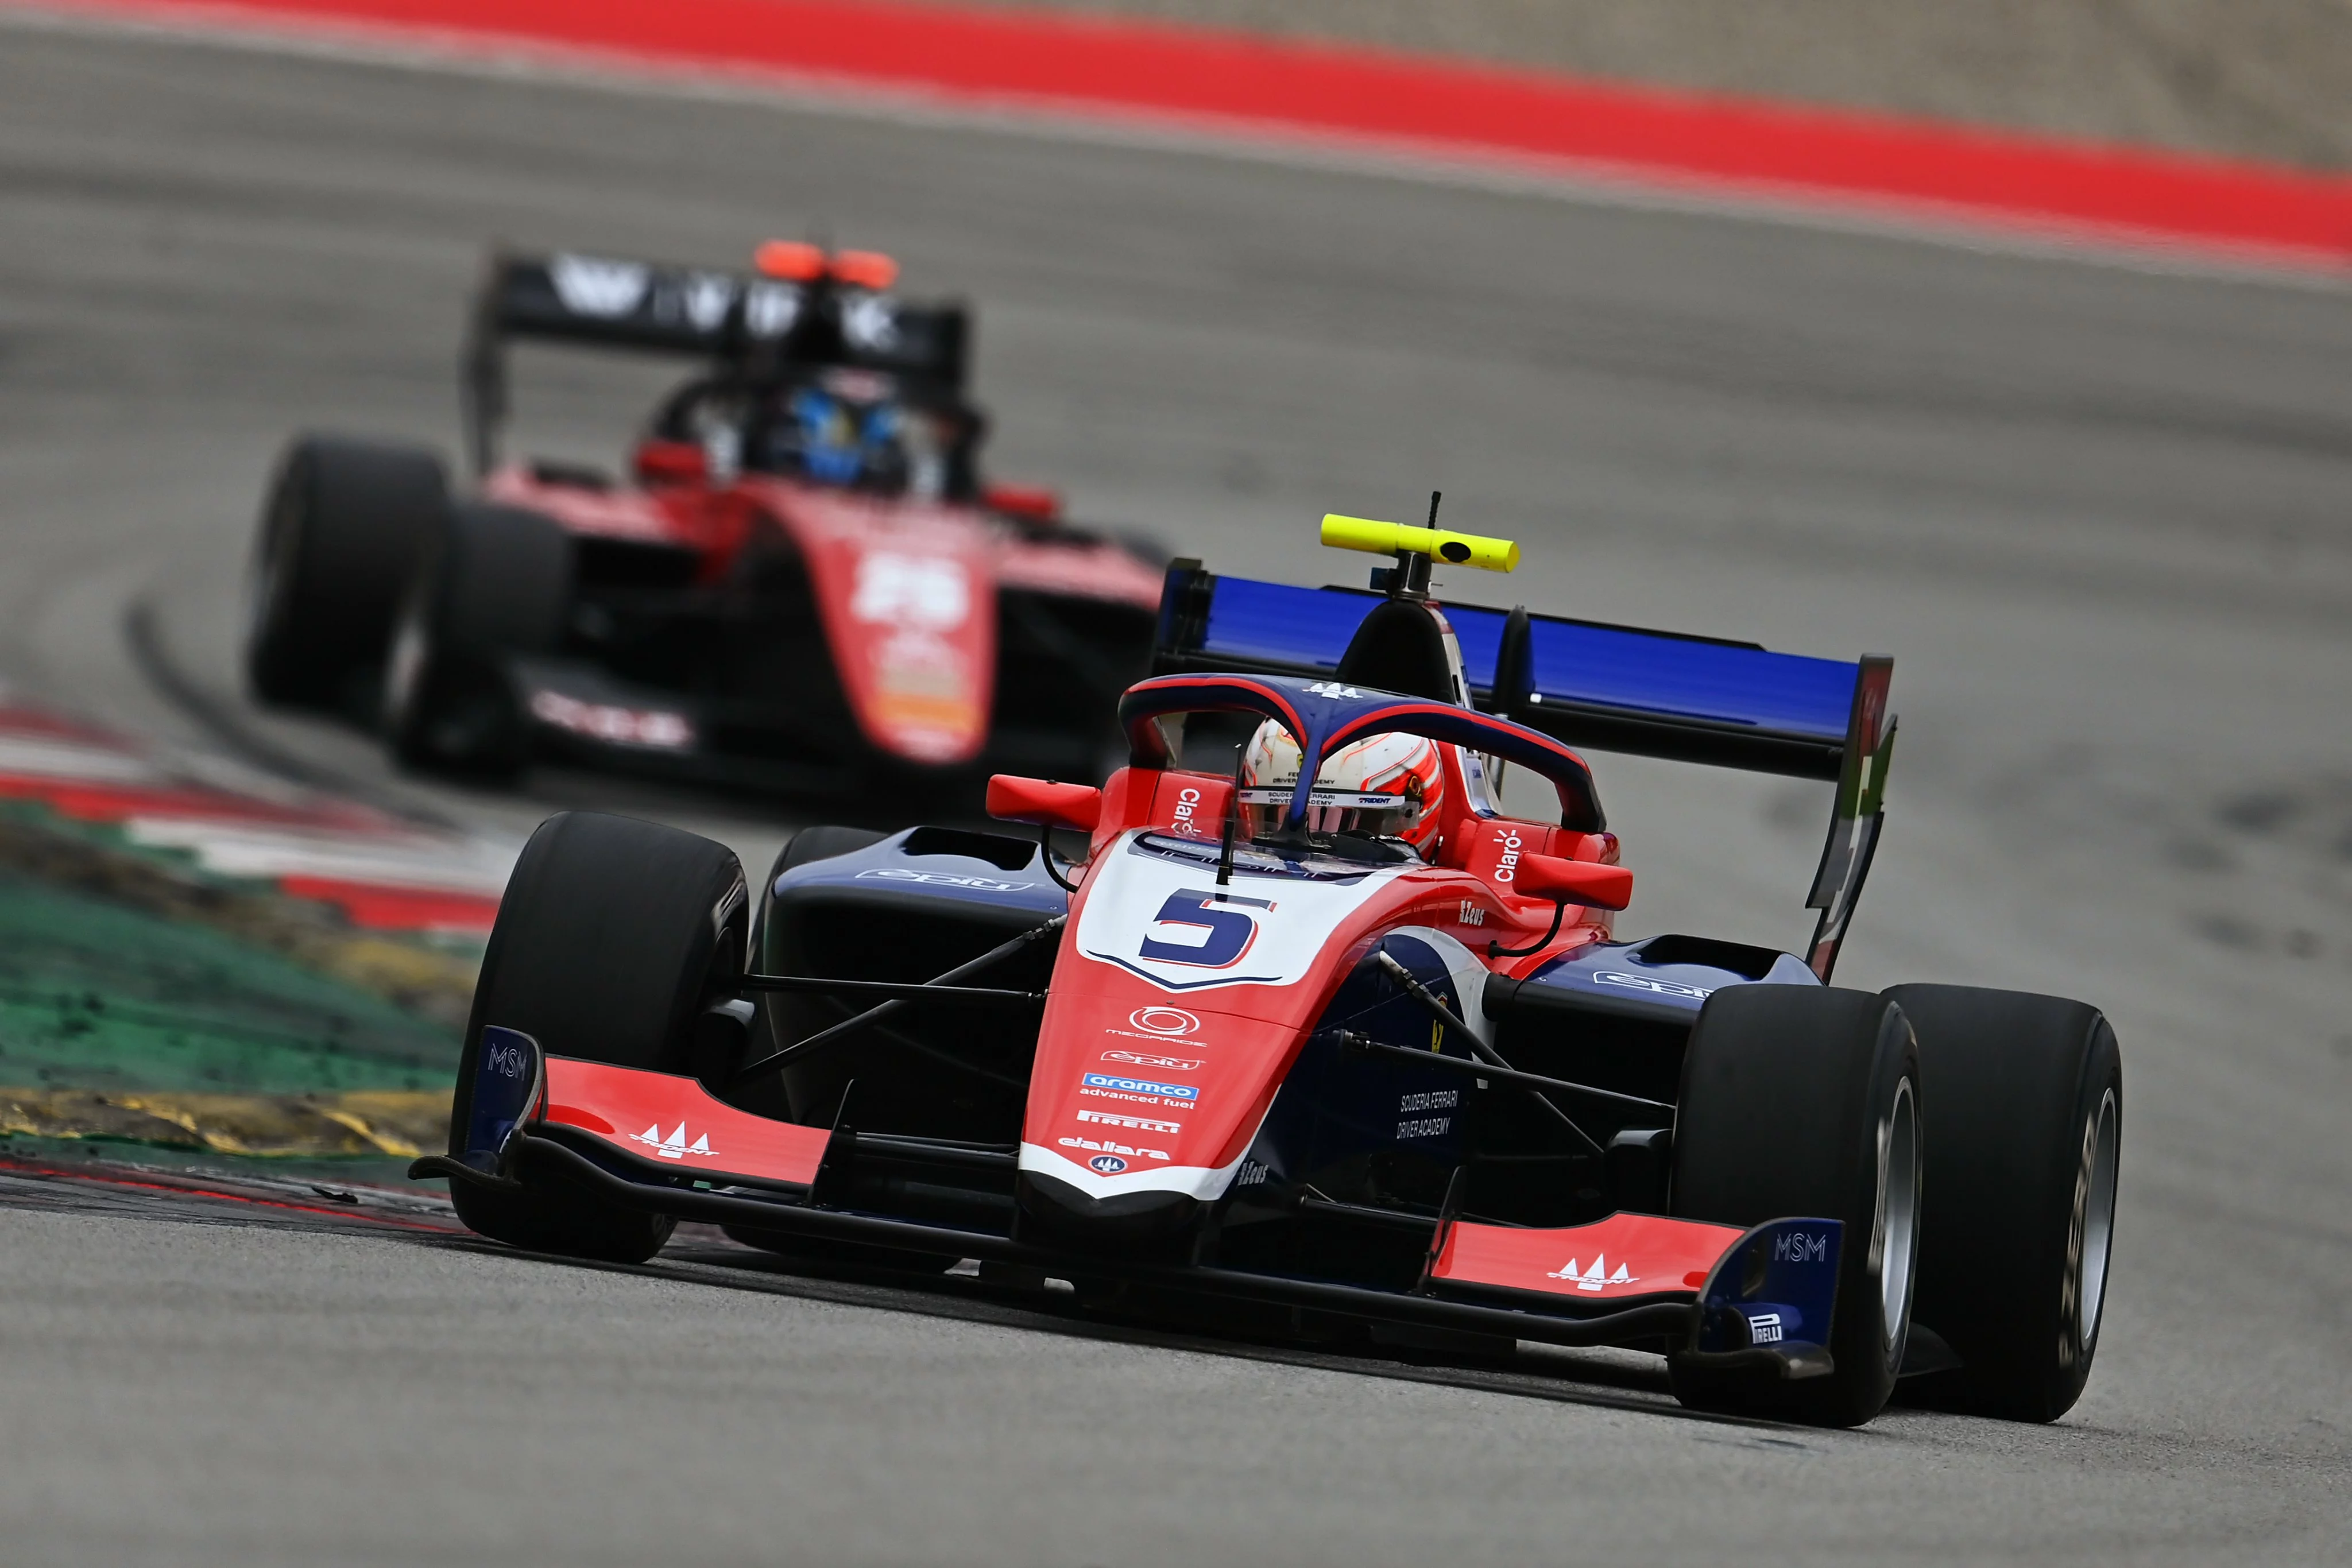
top-left (1491, 824), bottom-right (1527, 883)
top-left (1128, 1006), bottom-right (1201, 1037)
top-left (1169, 786), bottom-right (1208, 838)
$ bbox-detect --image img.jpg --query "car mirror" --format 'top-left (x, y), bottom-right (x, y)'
top-left (1512, 853), bottom-right (1633, 912)
top-left (986, 776), bottom-right (1102, 833)
top-left (634, 439), bottom-right (707, 486)
top-left (984, 482), bottom-right (1062, 522)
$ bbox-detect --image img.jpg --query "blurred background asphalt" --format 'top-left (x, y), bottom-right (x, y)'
top-left (0, 5), bottom-right (2346, 1565)
top-left (961, 0), bottom-right (2352, 169)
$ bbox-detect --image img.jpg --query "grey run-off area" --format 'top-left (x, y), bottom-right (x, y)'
top-left (965, 0), bottom-right (2352, 171)
top-left (1, 17), bottom-right (2349, 1567)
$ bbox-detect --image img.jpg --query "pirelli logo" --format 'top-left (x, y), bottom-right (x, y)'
top-left (1077, 1108), bottom-right (1183, 1135)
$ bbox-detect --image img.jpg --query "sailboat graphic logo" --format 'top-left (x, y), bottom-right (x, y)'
top-left (629, 1122), bottom-right (715, 1161)
top-left (1545, 1255), bottom-right (1637, 1292)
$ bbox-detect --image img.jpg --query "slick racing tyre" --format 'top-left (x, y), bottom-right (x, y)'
top-left (1884, 984), bottom-right (2121, 1423)
top-left (246, 435), bottom-right (446, 712)
top-left (746, 824), bottom-right (889, 1039)
top-left (772, 825), bottom-right (891, 890)
top-left (728, 824), bottom-right (890, 1117)
top-left (383, 501), bottom-right (571, 776)
top-left (725, 823), bottom-right (957, 1274)
top-left (450, 811), bottom-right (749, 1264)
top-left (1669, 986), bottom-right (1922, 1427)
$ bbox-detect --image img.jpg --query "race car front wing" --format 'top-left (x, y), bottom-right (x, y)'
top-left (414, 1028), bottom-right (1840, 1375)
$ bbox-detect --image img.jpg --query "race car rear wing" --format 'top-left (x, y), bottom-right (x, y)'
top-left (1151, 564), bottom-right (1894, 978)
top-left (461, 249), bottom-right (970, 474)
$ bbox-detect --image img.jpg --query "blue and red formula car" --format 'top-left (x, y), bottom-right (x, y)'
top-left (415, 516), bottom-right (2122, 1426)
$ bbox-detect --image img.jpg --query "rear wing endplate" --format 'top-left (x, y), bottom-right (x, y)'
top-left (1153, 564), bottom-right (1894, 978)
top-left (461, 249), bottom-right (970, 474)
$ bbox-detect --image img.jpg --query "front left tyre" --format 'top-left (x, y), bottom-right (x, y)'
top-left (1668, 985), bottom-right (1923, 1427)
top-left (448, 810), bottom-right (748, 1264)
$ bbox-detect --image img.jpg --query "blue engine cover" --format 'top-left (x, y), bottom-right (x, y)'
top-left (765, 826), bottom-right (1071, 927)
top-left (1512, 934), bottom-right (1820, 1025)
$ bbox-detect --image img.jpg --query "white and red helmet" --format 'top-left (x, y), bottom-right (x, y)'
top-left (1239, 722), bottom-right (1446, 856)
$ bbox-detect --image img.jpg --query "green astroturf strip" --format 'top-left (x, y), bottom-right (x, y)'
top-left (0, 872), bottom-right (462, 1095)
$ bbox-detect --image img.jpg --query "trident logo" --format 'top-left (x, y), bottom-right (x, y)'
top-left (1545, 1255), bottom-right (1638, 1292)
top-left (629, 1123), bottom-right (714, 1161)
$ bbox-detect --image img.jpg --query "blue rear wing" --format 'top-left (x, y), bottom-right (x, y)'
top-left (1155, 566), bottom-right (1879, 781)
top-left (1152, 562), bottom-right (1895, 979)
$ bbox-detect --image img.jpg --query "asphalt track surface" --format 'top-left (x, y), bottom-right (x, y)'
top-left (2, 16), bottom-right (2350, 1566)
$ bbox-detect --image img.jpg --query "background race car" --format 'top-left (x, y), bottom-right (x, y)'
top-left (243, 242), bottom-right (1164, 797)
top-left (415, 518), bottom-right (2122, 1428)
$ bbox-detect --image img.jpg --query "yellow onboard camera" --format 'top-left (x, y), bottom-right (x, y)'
top-left (1321, 493), bottom-right (1518, 598)
top-left (1320, 514), bottom-right (1519, 574)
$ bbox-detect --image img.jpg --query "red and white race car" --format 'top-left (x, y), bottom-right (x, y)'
top-left (245, 243), bottom-right (1162, 794)
top-left (415, 517), bottom-right (2122, 1428)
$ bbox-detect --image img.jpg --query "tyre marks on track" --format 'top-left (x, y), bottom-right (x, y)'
top-left (0, 1153), bottom-right (463, 1233)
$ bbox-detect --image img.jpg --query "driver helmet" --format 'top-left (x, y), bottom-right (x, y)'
top-left (783, 382), bottom-right (902, 487)
top-left (1239, 721), bottom-right (1445, 857)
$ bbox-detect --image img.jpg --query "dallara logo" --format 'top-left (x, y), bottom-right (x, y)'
top-left (1128, 1006), bottom-right (1201, 1036)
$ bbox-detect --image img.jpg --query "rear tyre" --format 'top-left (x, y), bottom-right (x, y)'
top-left (384, 501), bottom-right (572, 776)
top-left (246, 435), bottom-right (446, 712)
top-left (448, 811), bottom-right (749, 1264)
top-left (777, 824), bottom-right (892, 881)
top-left (1885, 984), bottom-right (2121, 1422)
top-left (726, 823), bottom-right (958, 1273)
top-left (1668, 985), bottom-right (1922, 1427)
top-left (747, 824), bottom-right (891, 1056)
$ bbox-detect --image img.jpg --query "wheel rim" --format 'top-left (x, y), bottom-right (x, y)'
top-left (246, 474), bottom-right (302, 651)
top-left (246, 529), bottom-right (282, 649)
top-left (382, 606), bottom-right (427, 727)
top-left (2078, 1088), bottom-right (2120, 1344)
top-left (1877, 1076), bottom-right (1920, 1346)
